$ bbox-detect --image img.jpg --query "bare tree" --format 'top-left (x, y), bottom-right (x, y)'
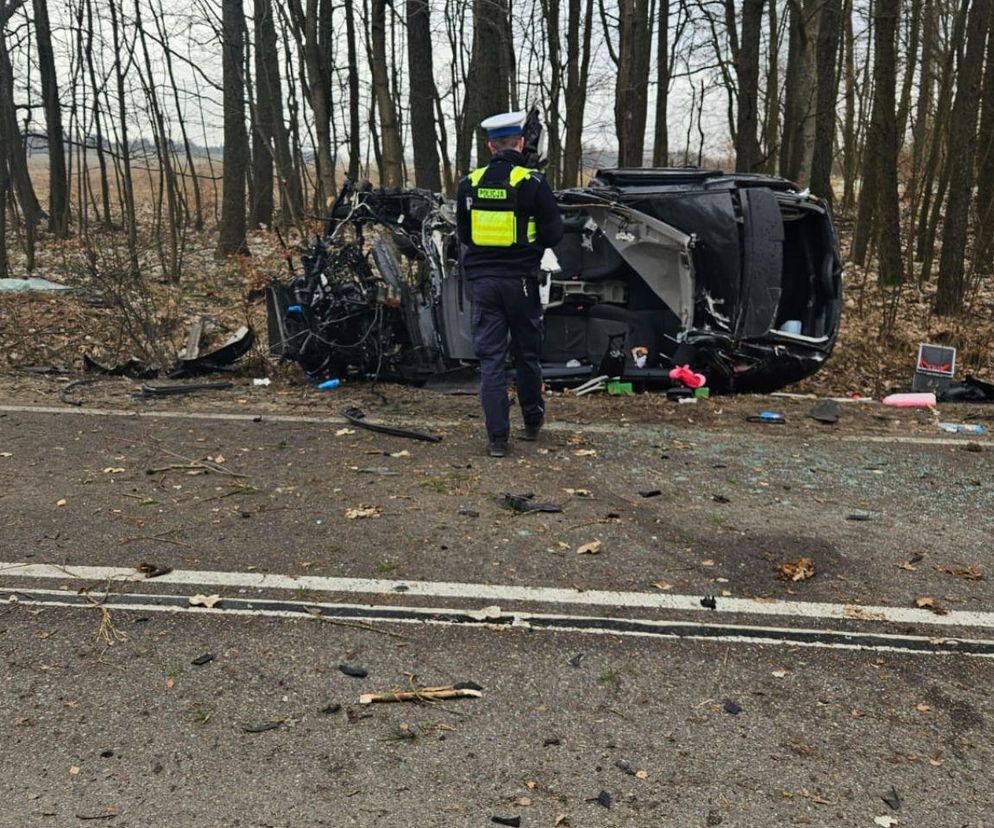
top-left (217, 0), bottom-right (249, 256)
top-left (407, 0), bottom-right (442, 190)
top-left (733, 0), bottom-right (764, 171)
top-left (808, 0), bottom-right (842, 200)
top-left (370, 0), bottom-right (403, 186)
top-left (32, 0), bottom-right (68, 237)
top-left (608, 0), bottom-right (655, 166)
top-left (562, 0), bottom-right (594, 184)
top-left (935, 0), bottom-right (991, 313)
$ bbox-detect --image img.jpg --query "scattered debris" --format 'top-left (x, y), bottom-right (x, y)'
top-left (139, 381), bottom-right (234, 398)
top-left (458, 509), bottom-right (480, 518)
top-left (359, 684), bottom-right (483, 705)
top-left (874, 816), bottom-right (899, 827)
top-left (638, 489), bottom-right (662, 498)
top-left (341, 407), bottom-right (442, 443)
top-left (241, 721), bottom-right (283, 733)
top-left (171, 325), bottom-right (254, 378)
top-left (807, 399), bottom-right (841, 424)
top-left (882, 392), bottom-right (935, 408)
top-left (700, 595), bottom-right (717, 610)
top-left (502, 493), bottom-right (563, 513)
top-left (712, 494), bottom-right (731, 504)
top-left (189, 594), bottom-right (222, 609)
top-left (653, 580), bottom-right (672, 591)
top-left (137, 562), bottom-right (172, 579)
top-left (356, 466), bottom-right (399, 475)
top-left (320, 703), bottom-right (342, 715)
top-left (491, 817), bottom-right (521, 827)
top-left (778, 557), bottom-right (815, 581)
top-left (252, 377), bottom-right (272, 387)
top-left (882, 788), bottom-right (902, 811)
top-left (576, 540), bottom-right (602, 555)
top-left (567, 653), bottom-right (585, 668)
top-left (84, 354), bottom-right (159, 379)
top-left (937, 422), bottom-right (985, 435)
top-left (746, 411), bottom-right (785, 424)
top-left (339, 663), bottom-right (369, 679)
top-left (0, 276), bottom-right (70, 291)
top-left (847, 510), bottom-right (874, 521)
top-left (723, 699), bottom-right (742, 715)
top-left (191, 653), bottom-right (214, 666)
top-left (594, 790), bottom-right (612, 809)
top-left (915, 597), bottom-right (947, 615)
top-left (564, 487), bottom-right (593, 497)
top-left (935, 564), bottom-right (984, 580)
top-left (345, 505), bottom-right (381, 520)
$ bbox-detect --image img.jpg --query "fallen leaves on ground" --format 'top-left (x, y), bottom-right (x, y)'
top-left (576, 540), bottom-right (602, 555)
top-left (653, 580), bottom-right (672, 591)
top-left (915, 597), bottom-right (948, 615)
top-left (345, 505), bottom-right (381, 520)
top-left (935, 564), bottom-right (984, 580)
top-left (916, 702), bottom-right (931, 713)
top-left (189, 593), bottom-right (222, 609)
top-left (778, 557), bottom-right (815, 581)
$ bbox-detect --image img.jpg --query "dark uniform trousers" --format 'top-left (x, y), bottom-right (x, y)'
top-left (471, 275), bottom-right (545, 443)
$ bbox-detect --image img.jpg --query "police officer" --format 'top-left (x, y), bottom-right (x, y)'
top-left (456, 111), bottom-right (564, 457)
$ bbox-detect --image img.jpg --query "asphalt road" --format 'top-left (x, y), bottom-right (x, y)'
top-left (1, 396), bottom-right (993, 827)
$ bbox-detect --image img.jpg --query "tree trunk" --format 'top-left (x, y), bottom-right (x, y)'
top-left (734, 0), bottom-right (764, 171)
top-left (345, 0), bottom-right (361, 181)
top-left (368, 0), bottom-right (403, 187)
top-left (840, 0), bottom-right (856, 209)
top-left (458, 0), bottom-right (512, 172)
top-left (808, 0), bottom-right (842, 201)
top-left (542, 0), bottom-right (563, 186)
top-left (217, 0), bottom-right (249, 257)
top-left (973, 1), bottom-right (994, 276)
top-left (32, 0), bottom-right (68, 237)
top-left (935, 0), bottom-right (991, 313)
top-left (780, 0), bottom-right (818, 182)
top-left (613, 0), bottom-right (654, 167)
top-left (107, 0), bottom-right (139, 276)
top-left (652, 0), bottom-right (670, 165)
top-left (761, 0), bottom-right (780, 171)
top-left (406, 0), bottom-right (442, 190)
top-left (251, 0), bottom-right (275, 228)
top-left (0, 13), bottom-right (43, 245)
top-left (870, 0), bottom-right (903, 286)
top-left (562, 0), bottom-right (594, 185)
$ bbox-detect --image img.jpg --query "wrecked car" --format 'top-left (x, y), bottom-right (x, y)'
top-left (267, 167), bottom-right (842, 393)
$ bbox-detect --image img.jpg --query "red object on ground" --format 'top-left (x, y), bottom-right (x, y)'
top-left (669, 364), bottom-right (706, 389)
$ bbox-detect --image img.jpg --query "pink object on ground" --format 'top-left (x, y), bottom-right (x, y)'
top-left (881, 392), bottom-right (937, 408)
top-left (669, 364), bottom-right (707, 389)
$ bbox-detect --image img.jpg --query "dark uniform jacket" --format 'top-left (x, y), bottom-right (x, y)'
top-left (456, 149), bottom-right (565, 279)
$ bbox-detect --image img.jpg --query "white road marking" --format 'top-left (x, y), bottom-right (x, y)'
top-left (2, 561), bottom-right (992, 631)
top-left (6, 588), bottom-right (993, 658)
top-left (0, 404), bottom-right (987, 446)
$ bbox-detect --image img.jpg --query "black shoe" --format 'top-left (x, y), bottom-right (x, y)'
top-left (489, 440), bottom-right (508, 458)
top-left (522, 419), bottom-right (544, 441)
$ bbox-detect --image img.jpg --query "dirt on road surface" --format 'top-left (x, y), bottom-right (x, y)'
top-left (2, 378), bottom-right (993, 827)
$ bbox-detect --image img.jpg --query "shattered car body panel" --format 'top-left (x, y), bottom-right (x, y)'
top-left (267, 167), bottom-right (842, 393)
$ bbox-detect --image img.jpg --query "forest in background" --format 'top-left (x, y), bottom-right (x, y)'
top-left (2, 0), bottom-right (994, 392)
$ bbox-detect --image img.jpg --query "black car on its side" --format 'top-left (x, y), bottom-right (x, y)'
top-left (267, 167), bottom-right (843, 393)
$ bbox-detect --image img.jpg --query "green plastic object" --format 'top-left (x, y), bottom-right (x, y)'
top-left (694, 386), bottom-right (710, 398)
top-left (606, 381), bottom-right (634, 396)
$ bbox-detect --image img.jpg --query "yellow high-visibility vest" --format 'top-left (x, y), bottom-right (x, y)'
top-left (467, 165), bottom-right (539, 247)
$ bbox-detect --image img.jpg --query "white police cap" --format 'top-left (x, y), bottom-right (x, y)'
top-left (480, 111), bottom-right (527, 139)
